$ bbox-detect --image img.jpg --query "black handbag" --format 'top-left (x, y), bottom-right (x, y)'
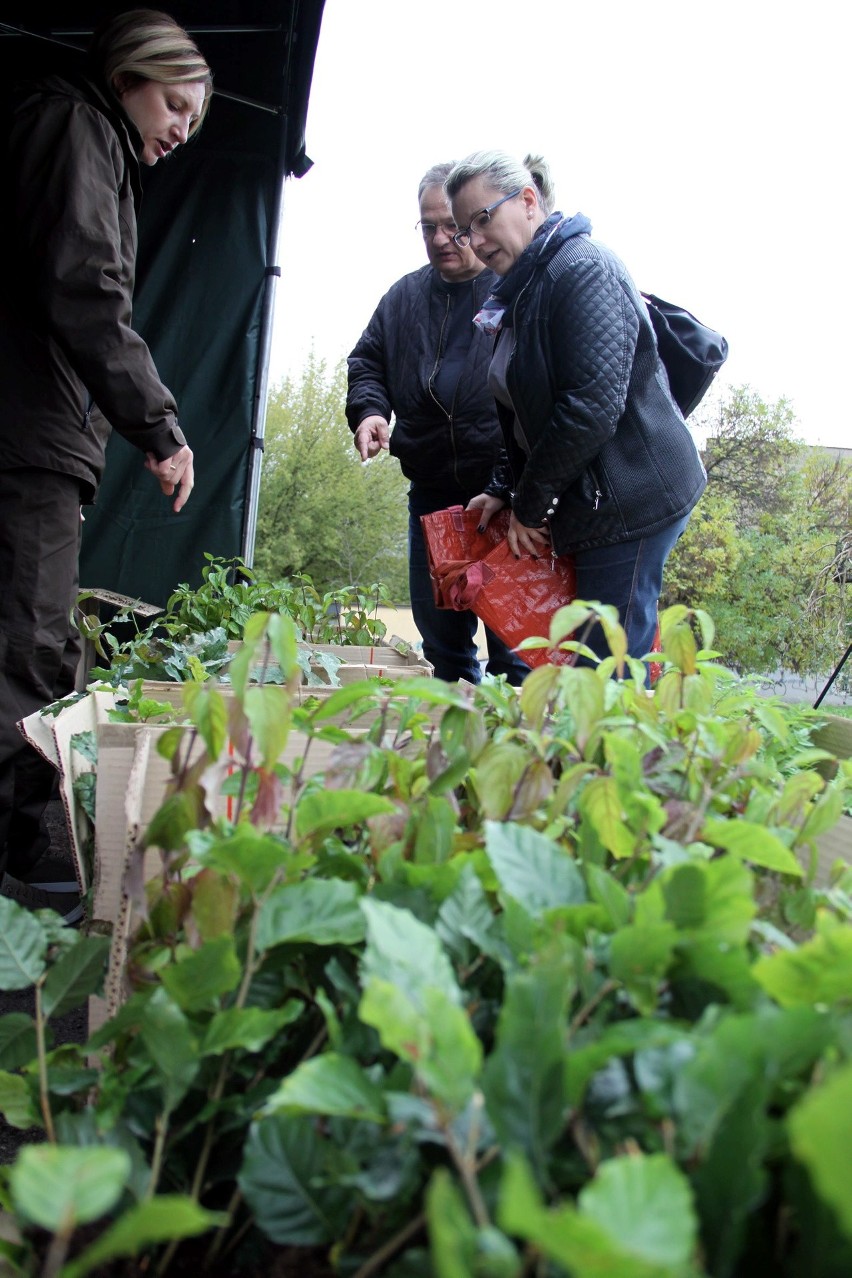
top-left (642, 293), bottom-right (728, 418)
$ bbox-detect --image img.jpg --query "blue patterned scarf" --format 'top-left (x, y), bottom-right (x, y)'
top-left (473, 211), bottom-right (593, 335)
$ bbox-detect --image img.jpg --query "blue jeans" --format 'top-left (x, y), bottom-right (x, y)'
top-left (573, 514), bottom-right (691, 669)
top-left (408, 487), bottom-right (529, 685)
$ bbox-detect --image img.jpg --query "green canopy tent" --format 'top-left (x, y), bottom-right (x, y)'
top-left (0, 1), bottom-right (325, 605)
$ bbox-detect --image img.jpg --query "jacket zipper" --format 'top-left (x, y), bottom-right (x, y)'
top-left (81, 395), bottom-right (94, 431)
top-left (428, 293), bottom-right (462, 484)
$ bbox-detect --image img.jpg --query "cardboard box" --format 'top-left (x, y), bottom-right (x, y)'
top-left (87, 716), bottom-right (373, 1031)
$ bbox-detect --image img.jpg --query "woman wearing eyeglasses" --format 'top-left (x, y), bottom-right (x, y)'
top-left (346, 162), bottom-right (528, 686)
top-left (445, 151), bottom-right (707, 670)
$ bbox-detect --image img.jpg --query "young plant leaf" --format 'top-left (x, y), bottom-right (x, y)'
top-left (295, 789), bottom-right (396, 840)
top-left (789, 1061), bottom-right (852, 1240)
top-left (40, 936), bottom-right (110, 1020)
top-left (239, 1114), bottom-right (351, 1245)
top-left (0, 899), bottom-right (48, 990)
top-left (158, 936), bottom-right (241, 1012)
top-left (10, 1145), bottom-right (130, 1231)
top-left (61, 1197), bottom-right (226, 1278)
top-left (200, 1002), bottom-right (301, 1056)
top-left (0, 1014), bottom-right (37, 1071)
top-left (264, 1052), bottom-right (387, 1123)
top-left (257, 878), bottom-right (366, 949)
top-left (485, 820), bottom-right (586, 916)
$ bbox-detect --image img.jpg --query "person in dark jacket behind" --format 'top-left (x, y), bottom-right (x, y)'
top-left (445, 150), bottom-right (707, 674)
top-left (346, 162), bottom-right (528, 686)
top-left (0, 9), bottom-right (212, 914)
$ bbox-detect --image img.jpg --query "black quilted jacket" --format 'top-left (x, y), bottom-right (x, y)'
top-left (494, 221), bottom-right (707, 555)
top-left (346, 265), bottom-right (506, 493)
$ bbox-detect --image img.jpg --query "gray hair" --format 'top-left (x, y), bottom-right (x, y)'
top-left (418, 162), bottom-right (455, 201)
top-left (444, 151), bottom-right (557, 215)
top-left (90, 8), bottom-right (213, 134)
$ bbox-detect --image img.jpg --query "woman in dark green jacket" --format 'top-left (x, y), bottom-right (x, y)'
top-left (0, 10), bottom-right (211, 910)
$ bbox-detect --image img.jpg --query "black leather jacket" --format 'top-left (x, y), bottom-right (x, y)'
top-left (346, 265), bottom-right (505, 495)
top-left (493, 221), bottom-right (707, 555)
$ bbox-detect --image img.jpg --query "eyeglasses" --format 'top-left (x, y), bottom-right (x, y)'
top-left (415, 219), bottom-right (459, 240)
top-left (452, 189), bottom-right (522, 247)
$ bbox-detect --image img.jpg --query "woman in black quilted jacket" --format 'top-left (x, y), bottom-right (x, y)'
top-left (445, 150), bottom-right (706, 672)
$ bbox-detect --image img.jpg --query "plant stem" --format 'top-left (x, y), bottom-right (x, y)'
top-left (204, 1185), bottom-right (243, 1269)
top-left (40, 1223), bottom-right (72, 1278)
top-left (34, 981), bottom-right (55, 1143)
top-left (567, 978), bottom-right (617, 1039)
top-left (147, 1111), bottom-right (170, 1199)
top-left (351, 1211), bottom-right (427, 1278)
top-left (443, 1118), bottom-right (491, 1229)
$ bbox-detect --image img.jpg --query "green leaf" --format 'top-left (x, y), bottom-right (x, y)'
top-left (427, 1169), bottom-right (478, 1278)
top-left (360, 897), bottom-right (480, 1109)
top-left (609, 922), bottom-right (678, 1014)
top-left (789, 1062), bottom-right (852, 1240)
top-left (473, 742), bottom-right (533, 819)
top-left (485, 820), bottom-right (586, 916)
top-left (243, 684), bottom-right (292, 768)
top-left (10, 1145), bottom-right (129, 1231)
top-left (428, 1171), bottom-right (520, 1277)
top-left (266, 612), bottom-right (301, 683)
top-left (62, 1200), bottom-right (224, 1278)
top-left (200, 1003), bottom-right (301, 1056)
top-left (0, 1014), bottom-right (38, 1071)
top-left (691, 1073), bottom-right (770, 1275)
top-left (187, 826), bottom-right (290, 894)
top-left (482, 953), bottom-right (575, 1176)
top-left (579, 1152), bottom-right (699, 1270)
top-left (239, 1114), bottom-right (350, 1245)
top-left (361, 898), bottom-right (459, 1006)
top-left (0, 898), bottom-right (48, 989)
top-left (138, 989), bottom-right (199, 1113)
top-left (565, 1020), bottom-right (688, 1106)
top-left (0, 1069), bottom-right (41, 1129)
top-left (360, 978), bottom-right (482, 1112)
top-left (702, 818), bottom-right (803, 877)
top-left (182, 683), bottom-right (229, 758)
top-left (562, 668), bottom-right (606, 751)
top-left (40, 937), bottom-right (109, 1020)
top-left (264, 1053), bottom-right (387, 1123)
top-left (257, 878), bottom-right (365, 949)
top-left (159, 936), bottom-right (241, 1012)
top-left (499, 1150), bottom-right (698, 1278)
top-left (578, 776), bottom-right (636, 859)
top-left (436, 864), bottom-right (506, 965)
top-left (295, 789), bottom-right (396, 839)
top-left (585, 863), bottom-right (632, 929)
top-left (190, 868), bottom-right (239, 940)
top-left (753, 914), bottom-right (852, 1007)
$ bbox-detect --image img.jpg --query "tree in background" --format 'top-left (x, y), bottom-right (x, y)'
top-left (663, 385), bottom-right (850, 676)
top-left (254, 354), bottom-right (409, 599)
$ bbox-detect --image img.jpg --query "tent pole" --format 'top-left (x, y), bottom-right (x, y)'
top-left (241, 110), bottom-right (289, 568)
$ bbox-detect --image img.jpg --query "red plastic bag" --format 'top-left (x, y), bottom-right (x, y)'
top-left (421, 506), bottom-right (577, 669)
top-left (421, 505), bottom-right (663, 678)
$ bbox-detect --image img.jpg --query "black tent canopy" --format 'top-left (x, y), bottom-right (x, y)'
top-left (0, 2), bottom-right (325, 604)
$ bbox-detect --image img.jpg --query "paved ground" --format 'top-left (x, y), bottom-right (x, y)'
top-left (0, 797), bottom-right (86, 1165)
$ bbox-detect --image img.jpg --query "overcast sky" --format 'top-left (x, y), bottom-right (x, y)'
top-left (270, 0), bottom-right (848, 449)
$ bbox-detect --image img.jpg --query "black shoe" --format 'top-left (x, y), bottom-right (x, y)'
top-left (0, 870), bottom-right (83, 927)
